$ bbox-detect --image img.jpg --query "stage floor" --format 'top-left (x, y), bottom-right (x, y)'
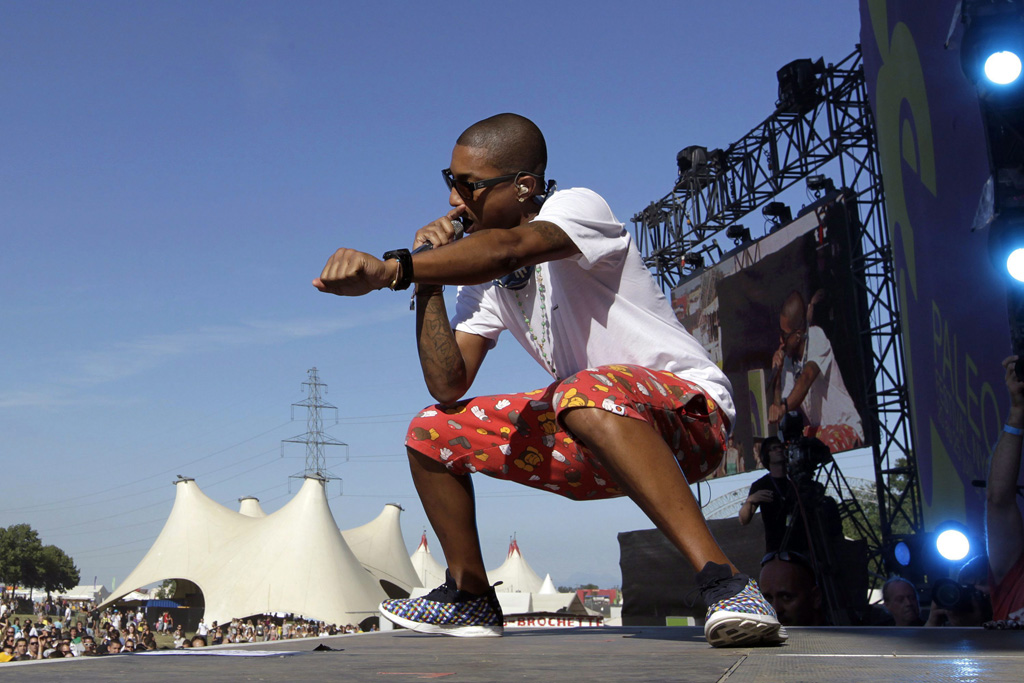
top-left (1, 626), bottom-right (1021, 682)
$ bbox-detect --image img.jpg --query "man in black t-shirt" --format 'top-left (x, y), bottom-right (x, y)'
top-left (738, 437), bottom-right (807, 554)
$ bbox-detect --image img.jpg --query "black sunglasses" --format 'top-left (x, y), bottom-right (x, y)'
top-left (442, 168), bottom-right (542, 200)
top-left (761, 549), bottom-right (815, 570)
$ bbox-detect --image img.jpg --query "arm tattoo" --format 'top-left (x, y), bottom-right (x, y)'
top-left (416, 294), bottom-right (465, 395)
top-left (529, 221), bottom-right (572, 250)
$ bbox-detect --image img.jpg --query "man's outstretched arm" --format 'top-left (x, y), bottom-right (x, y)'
top-left (313, 218), bottom-right (580, 296)
top-left (988, 355), bottom-right (1024, 585)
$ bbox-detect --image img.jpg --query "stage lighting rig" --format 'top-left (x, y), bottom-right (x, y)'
top-left (726, 224), bottom-right (751, 245)
top-left (707, 148), bottom-right (729, 173)
top-left (682, 251), bottom-right (705, 271)
top-left (676, 145), bottom-right (709, 179)
top-left (763, 201), bottom-right (793, 226)
top-left (960, 0), bottom-right (1024, 95)
top-left (958, 1), bottom-right (1024, 362)
top-left (776, 57), bottom-right (825, 114)
top-left (807, 175), bottom-right (836, 194)
top-left (883, 523), bottom-right (980, 584)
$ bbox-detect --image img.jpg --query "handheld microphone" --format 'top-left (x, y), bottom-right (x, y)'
top-left (407, 218), bottom-right (465, 310)
top-left (412, 218), bottom-right (465, 254)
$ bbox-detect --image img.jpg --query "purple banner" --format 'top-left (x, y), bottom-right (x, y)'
top-left (861, 0), bottom-right (1011, 532)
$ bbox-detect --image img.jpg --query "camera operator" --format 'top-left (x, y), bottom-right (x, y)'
top-left (740, 413), bottom-right (839, 551)
top-left (984, 356), bottom-right (1024, 624)
top-left (739, 436), bottom-right (809, 554)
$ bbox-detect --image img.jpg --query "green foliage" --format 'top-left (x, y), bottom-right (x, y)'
top-left (39, 545), bottom-right (80, 596)
top-left (155, 579), bottom-right (177, 599)
top-left (556, 583), bottom-right (601, 593)
top-left (0, 524), bottom-right (79, 597)
top-left (0, 524), bottom-right (44, 594)
top-left (840, 457), bottom-right (915, 543)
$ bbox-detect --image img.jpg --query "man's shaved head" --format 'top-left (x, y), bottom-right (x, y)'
top-left (781, 290), bottom-right (807, 329)
top-left (457, 113), bottom-right (547, 176)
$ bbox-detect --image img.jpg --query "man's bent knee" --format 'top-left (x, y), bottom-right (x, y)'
top-left (561, 406), bottom-right (636, 444)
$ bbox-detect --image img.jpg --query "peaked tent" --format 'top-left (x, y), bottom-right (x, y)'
top-left (487, 538), bottom-right (543, 594)
top-left (539, 573), bottom-right (558, 595)
top-left (409, 532), bottom-right (447, 590)
top-left (532, 592), bottom-right (590, 615)
top-left (341, 503), bottom-right (422, 596)
top-left (238, 496), bottom-right (266, 517)
top-left (96, 477), bottom-right (386, 626)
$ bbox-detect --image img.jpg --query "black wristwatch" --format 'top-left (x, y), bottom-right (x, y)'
top-left (381, 248), bottom-right (413, 291)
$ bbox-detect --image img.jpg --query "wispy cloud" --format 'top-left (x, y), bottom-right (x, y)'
top-left (0, 307), bottom-right (407, 408)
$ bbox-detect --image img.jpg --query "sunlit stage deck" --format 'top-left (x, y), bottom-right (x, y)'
top-left (1, 626), bottom-right (1021, 681)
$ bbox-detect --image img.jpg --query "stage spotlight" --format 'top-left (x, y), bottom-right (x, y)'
top-left (986, 50), bottom-right (1023, 85)
top-left (935, 523), bottom-right (971, 562)
top-left (1008, 246), bottom-right (1024, 281)
top-left (807, 175), bottom-right (835, 194)
top-left (763, 201), bottom-right (793, 224)
top-left (892, 539), bottom-right (912, 568)
top-left (707, 148), bottom-right (728, 172)
top-left (776, 57), bottom-right (825, 114)
top-left (726, 224), bottom-right (751, 245)
top-left (988, 211), bottom-right (1024, 281)
top-left (960, 0), bottom-right (1024, 94)
top-left (683, 252), bottom-right (705, 270)
top-left (677, 146), bottom-right (708, 178)
top-left (883, 535), bottom-right (922, 579)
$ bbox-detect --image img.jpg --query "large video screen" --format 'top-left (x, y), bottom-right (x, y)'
top-left (672, 193), bottom-right (873, 480)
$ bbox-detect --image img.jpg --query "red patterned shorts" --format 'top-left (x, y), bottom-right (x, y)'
top-left (405, 364), bottom-right (729, 501)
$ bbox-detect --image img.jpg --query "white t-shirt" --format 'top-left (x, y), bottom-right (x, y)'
top-left (451, 187), bottom-right (736, 425)
top-left (781, 325), bottom-right (864, 439)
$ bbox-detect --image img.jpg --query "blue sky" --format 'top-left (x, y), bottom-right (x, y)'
top-left (1, 1), bottom-right (867, 590)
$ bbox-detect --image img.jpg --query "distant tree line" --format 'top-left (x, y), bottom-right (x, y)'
top-left (0, 523), bottom-right (80, 598)
top-left (557, 583), bottom-right (601, 593)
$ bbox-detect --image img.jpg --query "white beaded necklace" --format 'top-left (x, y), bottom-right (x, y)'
top-left (512, 265), bottom-right (558, 379)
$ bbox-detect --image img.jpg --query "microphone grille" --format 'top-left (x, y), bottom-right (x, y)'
top-left (452, 218), bottom-right (466, 239)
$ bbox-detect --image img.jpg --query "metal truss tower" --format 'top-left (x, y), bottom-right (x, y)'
top-left (282, 367), bottom-right (347, 480)
top-left (631, 47), bottom-right (922, 573)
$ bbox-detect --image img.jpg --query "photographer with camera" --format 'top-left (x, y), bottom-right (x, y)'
top-left (984, 355), bottom-right (1024, 624)
top-left (925, 555), bottom-right (992, 627)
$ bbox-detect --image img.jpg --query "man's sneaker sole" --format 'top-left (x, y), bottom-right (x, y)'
top-left (380, 603), bottom-right (503, 638)
top-left (704, 610), bottom-right (788, 647)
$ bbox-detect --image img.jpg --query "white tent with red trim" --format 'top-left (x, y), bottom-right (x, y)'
top-left (409, 532), bottom-right (447, 590)
top-left (487, 538), bottom-right (544, 594)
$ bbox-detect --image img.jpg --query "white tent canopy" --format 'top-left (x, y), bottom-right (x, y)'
top-left (238, 496), bottom-right (266, 518)
top-left (96, 477), bottom-right (385, 626)
top-left (341, 503), bottom-right (422, 595)
top-left (487, 538), bottom-right (544, 594)
top-left (409, 532), bottom-right (447, 590)
top-left (55, 584), bottom-right (110, 603)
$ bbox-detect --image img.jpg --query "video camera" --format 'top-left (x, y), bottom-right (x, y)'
top-left (931, 578), bottom-right (988, 612)
top-left (778, 411), bottom-right (833, 481)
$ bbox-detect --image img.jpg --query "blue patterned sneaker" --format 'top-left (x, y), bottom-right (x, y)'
top-left (379, 571), bottom-right (504, 637)
top-left (697, 561), bottom-right (787, 647)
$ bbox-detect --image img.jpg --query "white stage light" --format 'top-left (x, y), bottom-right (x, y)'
top-left (984, 50), bottom-right (1023, 85)
top-left (936, 529), bottom-right (970, 562)
top-left (1007, 247), bottom-right (1024, 282)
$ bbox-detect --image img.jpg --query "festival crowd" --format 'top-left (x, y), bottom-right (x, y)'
top-left (0, 598), bottom-right (372, 661)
